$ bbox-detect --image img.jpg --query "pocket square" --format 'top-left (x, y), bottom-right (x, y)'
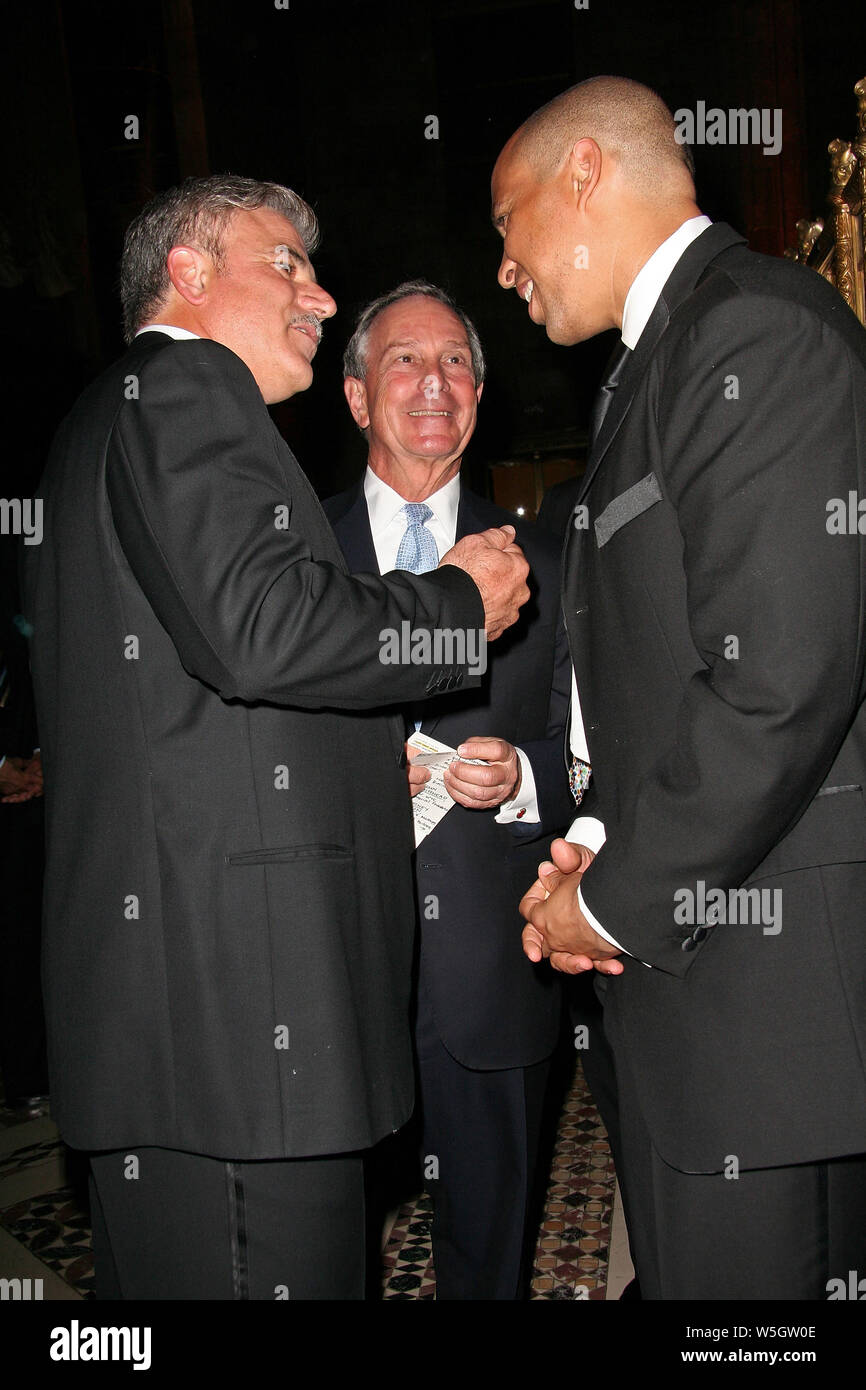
top-left (594, 471), bottom-right (663, 547)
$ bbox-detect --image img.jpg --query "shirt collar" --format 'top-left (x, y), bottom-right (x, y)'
top-left (621, 215), bottom-right (712, 349)
top-left (135, 324), bottom-right (201, 341)
top-left (363, 466), bottom-right (461, 534)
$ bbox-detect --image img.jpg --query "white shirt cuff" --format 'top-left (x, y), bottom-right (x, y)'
top-left (566, 816), bottom-right (637, 960)
top-left (565, 814), bottom-right (606, 854)
top-left (495, 748), bottom-right (540, 824)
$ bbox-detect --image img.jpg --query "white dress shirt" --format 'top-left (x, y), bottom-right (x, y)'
top-left (135, 324), bottom-right (201, 341)
top-left (364, 467), bottom-right (541, 825)
top-left (569, 215), bottom-right (712, 952)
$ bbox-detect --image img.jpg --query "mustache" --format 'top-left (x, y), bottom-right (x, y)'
top-left (291, 313), bottom-right (323, 344)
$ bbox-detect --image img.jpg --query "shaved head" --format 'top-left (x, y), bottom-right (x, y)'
top-left (513, 75), bottom-right (695, 198)
top-left (492, 75), bottom-right (703, 345)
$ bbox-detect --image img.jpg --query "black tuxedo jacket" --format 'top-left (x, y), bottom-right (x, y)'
top-left (324, 481), bottom-right (573, 1067)
top-left (23, 331), bottom-right (487, 1159)
top-left (565, 223), bottom-right (866, 1171)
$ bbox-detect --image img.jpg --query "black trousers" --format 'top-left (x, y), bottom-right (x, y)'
top-left (609, 1013), bottom-right (866, 1300)
top-left (89, 1145), bottom-right (365, 1300)
top-left (415, 977), bottom-right (550, 1300)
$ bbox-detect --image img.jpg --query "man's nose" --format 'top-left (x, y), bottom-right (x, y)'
top-left (422, 369), bottom-right (448, 399)
top-left (304, 282), bottom-right (337, 320)
top-left (498, 252), bottom-right (517, 290)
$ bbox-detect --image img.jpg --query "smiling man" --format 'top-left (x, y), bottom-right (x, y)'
top-left (493, 77), bottom-right (866, 1300)
top-left (325, 282), bottom-right (573, 1299)
top-left (23, 179), bottom-right (531, 1300)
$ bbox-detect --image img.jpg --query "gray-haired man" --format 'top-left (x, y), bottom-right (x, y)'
top-left (325, 281), bottom-right (574, 1298)
top-left (24, 177), bottom-right (529, 1299)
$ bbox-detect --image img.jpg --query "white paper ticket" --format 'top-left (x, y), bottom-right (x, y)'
top-left (406, 732), bottom-right (485, 847)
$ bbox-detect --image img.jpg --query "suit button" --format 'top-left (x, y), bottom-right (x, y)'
top-left (575, 606), bottom-right (588, 616)
top-left (692, 925), bottom-right (708, 943)
top-left (681, 936), bottom-right (696, 952)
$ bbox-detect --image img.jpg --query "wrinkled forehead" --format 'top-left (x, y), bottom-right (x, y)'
top-left (224, 206), bottom-right (311, 266)
top-left (367, 297), bottom-right (469, 360)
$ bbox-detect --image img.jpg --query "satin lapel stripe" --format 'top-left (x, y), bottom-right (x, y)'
top-left (577, 296), bottom-right (670, 506)
top-left (225, 1161), bottom-right (249, 1299)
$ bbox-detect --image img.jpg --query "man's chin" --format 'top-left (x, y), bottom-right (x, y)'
top-left (269, 358), bottom-right (314, 404)
top-left (545, 318), bottom-right (589, 347)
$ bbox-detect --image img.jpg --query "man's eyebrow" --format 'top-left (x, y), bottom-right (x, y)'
top-left (383, 336), bottom-right (470, 351)
top-left (270, 244), bottom-right (314, 275)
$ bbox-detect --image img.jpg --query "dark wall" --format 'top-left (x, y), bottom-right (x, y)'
top-left (2, 0), bottom-right (863, 499)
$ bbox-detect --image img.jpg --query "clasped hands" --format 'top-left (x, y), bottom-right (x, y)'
top-left (407, 736), bottom-right (522, 809)
top-left (519, 837), bottom-right (624, 976)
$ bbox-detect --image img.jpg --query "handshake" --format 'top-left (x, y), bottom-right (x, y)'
top-left (439, 524), bottom-right (529, 641)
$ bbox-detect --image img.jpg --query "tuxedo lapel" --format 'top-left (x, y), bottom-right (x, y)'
top-left (577, 297), bottom-right (670, 504)
top-left (330, 482), bottom-right (379, 574)
top-left (565, 223), bottom-right (747, 613)
top-left (577, 223), bottom-right (746, 507)
top-left (455, 486), bottom-right (487, 543)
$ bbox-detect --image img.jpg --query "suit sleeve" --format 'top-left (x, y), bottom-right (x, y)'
top-left (107, 341), bottom-right (484, 709)
top-left (580, 291), bottom-right (866, 972)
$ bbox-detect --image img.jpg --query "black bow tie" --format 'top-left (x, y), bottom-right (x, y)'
top-left (590, 339), bottom-right (632, 445)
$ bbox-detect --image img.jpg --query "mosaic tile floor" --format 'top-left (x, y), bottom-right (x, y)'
top-left (0, 1185), bottom-right (95, 1298)
top-left (382, 1056), bottom-right (616, 1300)
top-left (0, 1056), bottom-right (614, 1300)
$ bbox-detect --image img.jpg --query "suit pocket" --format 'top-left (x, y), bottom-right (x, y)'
top-left (594, 472), bottom-right (663, 547)
top-left (226, 843), bottom-right (354, 866)
top-left (745, 785), bottom-right (866, 882)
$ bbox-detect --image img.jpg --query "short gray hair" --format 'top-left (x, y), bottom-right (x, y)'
top-left (120, 174), bottom-right (320, 343)
top-left (343, 280), bottom-right (486, 385)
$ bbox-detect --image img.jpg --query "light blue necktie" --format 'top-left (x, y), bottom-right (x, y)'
top-left (395, 502), bottom-right (439, 575)
top-left (395, 502), bottom-right (440, 734)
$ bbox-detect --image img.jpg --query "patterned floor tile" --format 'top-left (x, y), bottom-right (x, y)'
top-left (0, 1187), bottom-right (95, 1298)
top-left (381, 1057), bottom-right (615, 1300)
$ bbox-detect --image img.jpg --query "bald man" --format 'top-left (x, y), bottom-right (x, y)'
top-left (496, 76), bottom-right (866, 1300)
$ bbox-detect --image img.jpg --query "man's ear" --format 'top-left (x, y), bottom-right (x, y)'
top-left (567, 137), bottom-right (602, 206)
top-left (165, 245), bottom-right (211, 307)
top-left (343, 376), bottom-right (370, 431)
top-left (475, 380), bottom-right (484, 405)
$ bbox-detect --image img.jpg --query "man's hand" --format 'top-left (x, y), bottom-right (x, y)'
top-left (405, 742), bottom-right (431, 798)
top-left (440, 526), bottom-right (529, 641)
top-left (520, 838), bottom-right (624, 976)
top-left (0, 755), bottom-right (44, 804)
top-left (443, 736), bottom-right (521, 809)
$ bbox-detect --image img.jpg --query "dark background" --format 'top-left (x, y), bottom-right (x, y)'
top-left (2, 0), bottom-right (864, 505)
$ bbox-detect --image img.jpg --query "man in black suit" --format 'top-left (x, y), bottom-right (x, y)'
top-left (325, 281), bottom-right (574, 1298)
top-left (23, 176), bottom-right (531, 1299)
top-left (494, 77), bottom-right (866, 1298)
